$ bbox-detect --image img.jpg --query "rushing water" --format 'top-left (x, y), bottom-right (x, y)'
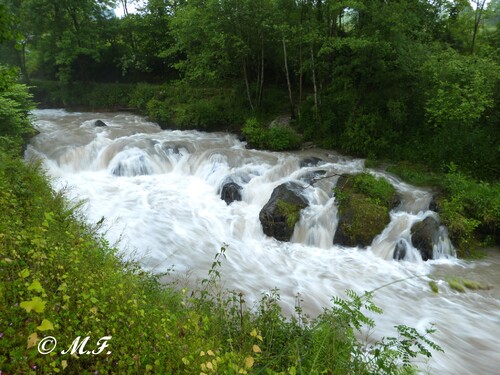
top-left (26, 109), bottom-right (500, 374)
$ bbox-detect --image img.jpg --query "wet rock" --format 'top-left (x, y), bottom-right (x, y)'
top-left (410, 216), bottom-right (440, 261)
top-left (300, 157), bottom-right (323, 168)
top-left (95, 120), bottom-right (107, 127)
top-left (259, 182), bottom-right (308, 241)
top-left (429, 195), bottom-right (440, 212)
top-left (220, 182), bottom-right (242, 205)
top-left (393, 239), bottom-right (407, 260)
top-left (333, 174), bottom-right (396, 248)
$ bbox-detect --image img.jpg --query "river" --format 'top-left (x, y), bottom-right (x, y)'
top-left (26, 109), bottom-right (500, 374)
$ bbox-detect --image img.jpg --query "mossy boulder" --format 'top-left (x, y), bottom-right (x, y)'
top-left (259, 182), bottom-right (308, 241)
top-left (334, 173), bottom-right (397, 247)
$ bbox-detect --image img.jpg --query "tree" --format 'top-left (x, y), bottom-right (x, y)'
top-left (18, 0), bottom-right (117, 82)
top-left (471, 0), bottom-right (488, 53)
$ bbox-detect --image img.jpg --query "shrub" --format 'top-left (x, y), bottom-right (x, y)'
top-left (242, 117), bottom-right (302, 151)
top-left (0, 66), bottom-right (34, 138)
top-left (439, 170), bottom-right (500, 256)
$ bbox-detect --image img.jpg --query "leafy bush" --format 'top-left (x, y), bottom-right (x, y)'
top-left (439, 171), bottom-right (500, 256)
top-left (0, 66), bottom-right (34, 139)
top-left (128, 83), bottom-right (161, 111)
top-left (242, 117), bottom-right (302, 151)
top-left (145, 98), bottom-right (172, 126)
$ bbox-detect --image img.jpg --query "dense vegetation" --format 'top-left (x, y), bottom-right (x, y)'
top-left (1, 0), bottom-right (498, 178)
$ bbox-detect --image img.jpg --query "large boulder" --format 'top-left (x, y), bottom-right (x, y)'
top-left (259, 182), bottom-right (308, 241)
top-left (220, 182), bottom-right (242, 205)
top-left (410, 216), bottom-right (440, 261)
top-left (333, 174), bottom-right (398, 247)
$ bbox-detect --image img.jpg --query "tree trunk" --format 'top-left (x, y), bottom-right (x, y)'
top-left (121, 0), bottom-right (129, 16)
top-left (310, 43), bottom-right (318, 116)
top-left (471, 0), bottom-right (486, 54)
top-left (298, 41), bottom-right (303, 120)
top-left (259, 36), bottom-right (265, 107)
top-left (20, 42), bottom-right (30, 84)
top-left (243, 59), bottom-right (254, 111)
top-left (282, 35), bottom-right (294, 119)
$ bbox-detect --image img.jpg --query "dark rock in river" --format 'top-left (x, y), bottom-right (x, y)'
top-left (393, 239), bottom-right (407, 260)
top-left (220, 182), bottom-right (242, 205)
top-left (259, 182), bottom-right (308, 242)
top-left (95, 120), bottom-right (107, 127)
top-left (410, 216), bottom-right (440, 261)
top-left (300, 157), bottom-right (323, 168)
top-left (429, 195), bottom-right (440, 212)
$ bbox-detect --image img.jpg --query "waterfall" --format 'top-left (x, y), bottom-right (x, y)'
top-left (25, 109), bottom-right (500, 375)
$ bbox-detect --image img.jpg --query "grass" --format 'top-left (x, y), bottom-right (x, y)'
top-left (445, 277), bottom-right (490, 293)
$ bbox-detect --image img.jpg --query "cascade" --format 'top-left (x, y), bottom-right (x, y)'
top-left (25, 109), bottom-right (500, 375)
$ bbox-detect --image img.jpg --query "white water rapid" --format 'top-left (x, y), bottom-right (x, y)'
top-left (26, 109), bottom-right (500, 374)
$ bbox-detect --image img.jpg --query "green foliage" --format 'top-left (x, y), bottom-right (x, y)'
top-left (386, 162), bottom-right (443, 187)
top-left (439, 171), bottom-right (500, 256)
top-left (0, 66), bottom-right (34, 138)
top-left (242, 117), bottom-right (302, 151)
top-left (276, 200), bottom-right (302, 229)
top-left (351, 173), bottom-right (396, 207)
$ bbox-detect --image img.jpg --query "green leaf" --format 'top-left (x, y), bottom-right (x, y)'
top-left (19, 268), bottom-right (30, 279)
top-left (28, 280), bottom-right (44, 294)
top-left (37, 319), bottom-right (54, 331)
top-left (20, 296), bottom-right (46, 313)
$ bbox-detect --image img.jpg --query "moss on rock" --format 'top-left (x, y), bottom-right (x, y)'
top-left (276, 199), bottom-right (303, 229)
top-left (334, 173), bottom-right (397, 247)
